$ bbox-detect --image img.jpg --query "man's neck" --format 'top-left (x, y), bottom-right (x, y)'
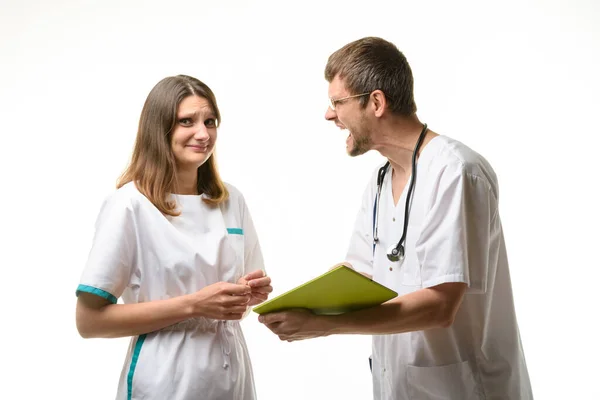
top-left (373, 116), bottom-right (437, 177)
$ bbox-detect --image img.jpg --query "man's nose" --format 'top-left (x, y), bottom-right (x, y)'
top-left (325, 106), bottom-right (336, 121)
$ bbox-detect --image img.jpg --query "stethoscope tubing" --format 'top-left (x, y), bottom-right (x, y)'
top-left (373, 123), bottom-right (428, 262)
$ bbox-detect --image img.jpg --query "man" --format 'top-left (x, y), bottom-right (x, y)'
top-left (259, 37), bottom-right (533, 399)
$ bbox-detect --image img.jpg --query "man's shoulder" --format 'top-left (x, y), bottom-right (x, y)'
top-left (426, 136), bottom-right (497, 187)
top-left (429, 135), bottom-right (488, 166)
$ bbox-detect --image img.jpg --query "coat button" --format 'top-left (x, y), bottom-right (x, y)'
top-left (389, 266), bottom-right (393, 271)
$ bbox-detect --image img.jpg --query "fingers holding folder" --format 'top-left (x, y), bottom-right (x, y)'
top-left (329, 261), bottom-right (372, 279)
top-left (259, 309), bottom-right (322, 342)
top-left (254, 262), bottom-right (397, 341)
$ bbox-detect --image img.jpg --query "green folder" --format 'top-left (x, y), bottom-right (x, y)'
top-left (252, 264), bottom-right (398, 315)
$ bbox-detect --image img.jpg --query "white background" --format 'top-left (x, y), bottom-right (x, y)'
top-left (1, 0), bottom-right (599, 399)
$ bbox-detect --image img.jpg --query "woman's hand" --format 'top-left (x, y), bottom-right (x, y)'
top-left (190, 282), bottom-right (253, 320)
top-left (238, 269), bottom-right (273, 306)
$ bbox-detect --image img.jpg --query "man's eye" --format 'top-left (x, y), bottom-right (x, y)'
top-left (205, 118), bottom-right (216, 127)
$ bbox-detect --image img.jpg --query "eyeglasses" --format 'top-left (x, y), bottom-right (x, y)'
top-left (329, 92), bottom-right (370, 110)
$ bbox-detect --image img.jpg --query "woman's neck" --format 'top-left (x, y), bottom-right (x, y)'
top-left (174, 167), bottom-right (199, 195)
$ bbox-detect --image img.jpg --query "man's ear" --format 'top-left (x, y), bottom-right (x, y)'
top-left (371, 90), bottom-right (387, 117)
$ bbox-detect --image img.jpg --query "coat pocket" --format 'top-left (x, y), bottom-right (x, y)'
top-left (226, 229), bottom-right (245, 281)
top-left (406, 360), bottom-right (481, 400)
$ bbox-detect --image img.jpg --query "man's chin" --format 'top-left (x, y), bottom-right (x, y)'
top-left (348, 146), bottom-right (367, 157)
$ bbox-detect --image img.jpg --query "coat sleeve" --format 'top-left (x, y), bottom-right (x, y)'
top-left (415, 163), bottom-right (497, 293)
top-left (240, 194), bottom-right (265, 277)
top-left (76, 192), bottom-right (137, 303)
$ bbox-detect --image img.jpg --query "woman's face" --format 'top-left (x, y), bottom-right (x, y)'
top-left (171, 95), bottom-right (218, 169)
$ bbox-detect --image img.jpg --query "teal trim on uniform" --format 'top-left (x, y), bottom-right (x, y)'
top-left (75, 284), bottom-right (117, 304)
top-left (227, 228), bottom-right (244, 235)
top-left (127, 334), bottom-right (147, 400)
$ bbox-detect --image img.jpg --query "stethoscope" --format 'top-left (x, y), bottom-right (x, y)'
top-left (373, 123), bottom-right (428, 263)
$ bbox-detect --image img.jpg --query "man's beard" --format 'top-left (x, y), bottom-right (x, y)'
top-left (349, 131), bottom-right (371, 157)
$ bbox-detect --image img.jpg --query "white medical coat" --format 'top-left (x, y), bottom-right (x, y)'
top-left (347, 136), bottom-right (533, 400)
top-left (76, 182), bottom-right (263, 400)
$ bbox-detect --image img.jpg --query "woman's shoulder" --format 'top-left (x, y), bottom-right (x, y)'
top-left (223, 182), bottom-right (244, 198)
top-left (220, 182), bottom-right (250, 216)
top-left (101, 181), bottom-right (149, 212)
top-left (223, 182), bottom-right (246, 203)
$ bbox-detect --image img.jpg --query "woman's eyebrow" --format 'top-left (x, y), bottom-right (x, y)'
top-left (177, 111), bottom-right (199, 119)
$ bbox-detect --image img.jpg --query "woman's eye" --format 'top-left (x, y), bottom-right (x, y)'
top-left (205, 118), bottom-right (216, 128)
top-left (179, 118), bottom-right (193, 126)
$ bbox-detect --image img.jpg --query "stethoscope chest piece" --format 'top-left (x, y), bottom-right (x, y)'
top-left (386, 244), bottom-right (405, 263)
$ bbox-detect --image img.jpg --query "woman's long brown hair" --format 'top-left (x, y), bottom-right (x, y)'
top-left (117, 75), bottom-right (228, 216)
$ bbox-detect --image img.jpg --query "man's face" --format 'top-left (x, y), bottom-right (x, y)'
top-left (325, 76), bottom-right (372, 157)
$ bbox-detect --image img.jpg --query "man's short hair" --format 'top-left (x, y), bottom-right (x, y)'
top-left (325, 37), bottom-right (417, 116)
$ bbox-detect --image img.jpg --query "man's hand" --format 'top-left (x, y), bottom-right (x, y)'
top-left (258, 309), bottom-right (326, 342)
top-left (238, 269), bottom-right (273, 306)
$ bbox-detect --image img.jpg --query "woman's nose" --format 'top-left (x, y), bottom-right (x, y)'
top-left (194, 125), bottom-right (209, 140)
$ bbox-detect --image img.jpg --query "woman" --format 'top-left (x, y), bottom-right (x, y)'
top-left (75, 75), bottom-right (272, 400)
